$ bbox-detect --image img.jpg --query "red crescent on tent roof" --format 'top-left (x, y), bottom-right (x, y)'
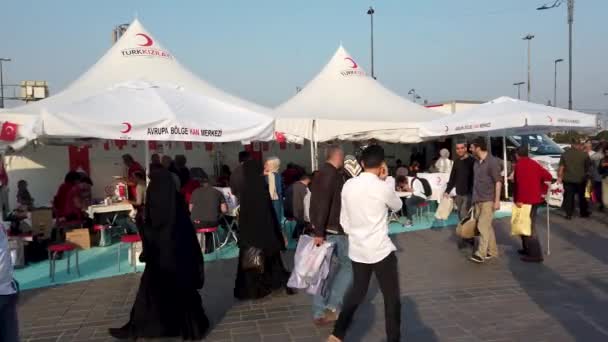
top-left (136, 33), bottom-right (153, 47)
top-left (344, 57), bottom-right (358, 69)
top-left (121, 122), bottom-right (132, 134)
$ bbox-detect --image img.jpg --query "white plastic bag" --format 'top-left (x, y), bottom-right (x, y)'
top-left (435, 197), bottom-right (454, 220)
top-left (288, 235), bottom-right (334, 291)
top-left (546, 183), bottom-right (564, 207)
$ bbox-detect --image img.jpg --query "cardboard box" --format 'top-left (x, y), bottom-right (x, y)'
top-left (30, 208), bottom-right (53, 238)
top-left (66, 228), bottom-right (91, 250)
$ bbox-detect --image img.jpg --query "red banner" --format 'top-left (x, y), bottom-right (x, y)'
top-left (68, 145), bottom-right (90, 175)
top-left (0, 122), bottom-right (18, 142)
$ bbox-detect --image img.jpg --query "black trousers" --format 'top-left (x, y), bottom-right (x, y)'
top-left (521, 204), bottom-right (543, 259)
top-left (562, 181), bottom-right (588, 217)
top-left (332, 252), bottom-right (401, 342)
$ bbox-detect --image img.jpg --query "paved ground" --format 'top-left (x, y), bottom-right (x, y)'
top-left (17, 208), bottom-right (608, 342)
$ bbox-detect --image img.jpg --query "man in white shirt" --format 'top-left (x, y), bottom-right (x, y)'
top-left (0, 224), bottom-right (19, 342)
top-left (328, 145), bottom-right (402, 342)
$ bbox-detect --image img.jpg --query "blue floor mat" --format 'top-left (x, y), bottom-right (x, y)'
top-left (15, 210), bottom-right (512, 290)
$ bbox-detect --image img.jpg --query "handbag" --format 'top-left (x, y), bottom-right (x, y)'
top-left (435, 197), bottom-right (454, 220)
top-left (455, 207), bottom-right (477, 239)
top-left (240, 246), bottom-right (265, 273)
top-left (511, 204), bottom-right (532, 236)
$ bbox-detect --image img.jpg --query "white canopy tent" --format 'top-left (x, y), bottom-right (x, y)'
top-left (0, 19), bottom-right (275, 144)
top-left (274, 45), bottom-right (445, 168)
top-left (419, 96), bottom-right (598, 138)
top-left (420, 97), bottom-right (598, 255)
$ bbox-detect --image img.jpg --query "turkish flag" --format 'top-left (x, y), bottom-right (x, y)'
top-left (0, 122), bottom-right (18, 142)
top-left (279, 142), bottom-right (287, 150)
top-left (114, 140), bottom-right (127, 150)
top-left (184, 142), bottom-right (193, 150)
top-left (204, 143), bottom-right (214, 151)
top-left (148, 141), bottom-right (157, 150)
top-left (103, 141), bottom-right (110, 151)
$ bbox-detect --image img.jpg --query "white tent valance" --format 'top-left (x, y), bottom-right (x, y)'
top-left (274, 46), bottom-right (445, 143)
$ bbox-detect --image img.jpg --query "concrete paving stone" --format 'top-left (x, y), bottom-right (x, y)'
top-left (288, 326), bottom-right (319, 338)
top-left (261, 334), bottom-right (291, 342)
top-left (232, 333), bottom-right (262, 342)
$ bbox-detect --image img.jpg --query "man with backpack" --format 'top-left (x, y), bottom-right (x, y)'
top-left (402, 161), bottom-right (431, 227)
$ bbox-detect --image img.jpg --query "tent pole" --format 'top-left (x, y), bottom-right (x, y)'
top-left (144, 140), bottom-right (150, 185)
top-left (502, 134), bottom-right (509, 198)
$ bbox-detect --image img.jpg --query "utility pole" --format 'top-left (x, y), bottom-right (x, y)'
top-left (513, 82), bottom-right (526, 100)
top-left (367, 6), bottom-right (375, 79)
top-left (522, 34), bottom-right (535, 101)
top-left (0, 58), bottom-right (11, 109)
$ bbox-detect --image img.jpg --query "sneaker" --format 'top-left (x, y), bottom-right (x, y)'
top-left (486, 253), bottom-right (495, 260)
top-left (404, 220), bottom-right (413, 228)
top-left (469, 254), bottom-right (484, 263)
top-left (313, 309), bottom-right (339, 326)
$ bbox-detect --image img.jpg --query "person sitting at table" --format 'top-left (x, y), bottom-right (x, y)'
top-left (181, 168), bottom-right (206, 205)
top-left (53, 171), bottom-right (81, 221)
top-left (395, 159), bottom-right (409, 177)
top-left (16, 180), bottom-right (33, 211)
top-left (403, 162), bottom-right (428, 227)
top-left (123, 154), bottom-right (144, 200)
top-left (189, 177), bottom-right (227, 229)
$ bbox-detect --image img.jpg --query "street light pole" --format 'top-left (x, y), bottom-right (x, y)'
top-left (538, 0), bottom-right (574, 110)
top-left (513, 82), bottom-right (525, 100)
top-left (553, 58), bottom-right (563, 107)
top-left (367, 6), bottom-right (375, 79)
top-left (522, 34), bottom-right (535, 101)
top-left (0, 58), bottom-right (11, 109)
top-left (567, 0), bottom-right (574, 110)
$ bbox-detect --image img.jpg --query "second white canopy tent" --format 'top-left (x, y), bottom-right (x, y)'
top-left (274, 45), bottom-right (446, 169)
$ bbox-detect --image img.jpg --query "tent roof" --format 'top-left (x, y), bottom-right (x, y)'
top-left (2, 19), bottom-right (274, 142)
top-left (420, 96), bottom-right (598, 137)
top-left (274, 45), bottom-right (444, 142)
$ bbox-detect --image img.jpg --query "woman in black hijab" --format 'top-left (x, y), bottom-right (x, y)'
top-left (234, 160), bottom-right (292, 300)
top-left (109, 169), bottom-right (209, 340)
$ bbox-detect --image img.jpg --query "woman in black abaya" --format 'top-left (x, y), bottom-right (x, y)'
top-left (109, 169), bottom-right (209, 340)
top-left (234, 160), bottom-right (293, 300)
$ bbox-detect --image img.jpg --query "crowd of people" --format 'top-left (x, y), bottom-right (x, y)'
top-left (1, 136), bottom-right (608, 342)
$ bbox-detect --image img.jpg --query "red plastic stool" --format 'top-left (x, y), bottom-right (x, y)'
top-left (48, 243), bottom-right (80, 282)
top-left (118, 234), bottom-right (141, 272)
top-left (195, 226), bottom-right (219, 260)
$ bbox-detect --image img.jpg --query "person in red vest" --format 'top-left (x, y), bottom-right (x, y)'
top-left (122, 154), bottom-right (144, 200)
top-left (513, 146), bottom-right (552, 263)
top-left (181, 167), bottom-right (207, 205)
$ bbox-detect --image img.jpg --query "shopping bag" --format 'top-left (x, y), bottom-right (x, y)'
top-left (435, 197), bottom-right (454, 220)
top-left (546, 183), bottom-right (564, 207)
top-left (511, 204), bottom-right (532, 236)
top-left (455, 208), bottom-right (476, 239)
top-left (288, 235), bottom-right (333, 290)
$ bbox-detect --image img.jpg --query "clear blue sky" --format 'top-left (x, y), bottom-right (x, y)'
top-left (1, 0), bottom-right (607, 112)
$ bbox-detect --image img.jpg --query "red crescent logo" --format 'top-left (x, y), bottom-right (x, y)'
top-left (344, 57), bottom-right (358, 69)
top-left (444, 125), bottom-right (449, 133)
top-left (136, 33), bottom-right (153, 47)
top-left (121, 122), bottom-right (132, 134)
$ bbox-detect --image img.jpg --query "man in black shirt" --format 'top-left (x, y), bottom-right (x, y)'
top-left (444, 142), bottom-right (475, 249)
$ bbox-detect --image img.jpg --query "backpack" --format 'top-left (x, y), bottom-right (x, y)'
top-left (413, 177), bottom-right (432, 197)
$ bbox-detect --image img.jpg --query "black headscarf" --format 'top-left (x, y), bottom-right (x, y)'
top-left (143, 168), bottom-right (204, 289)
top-left (238, 160), bottom-right (284, 253)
